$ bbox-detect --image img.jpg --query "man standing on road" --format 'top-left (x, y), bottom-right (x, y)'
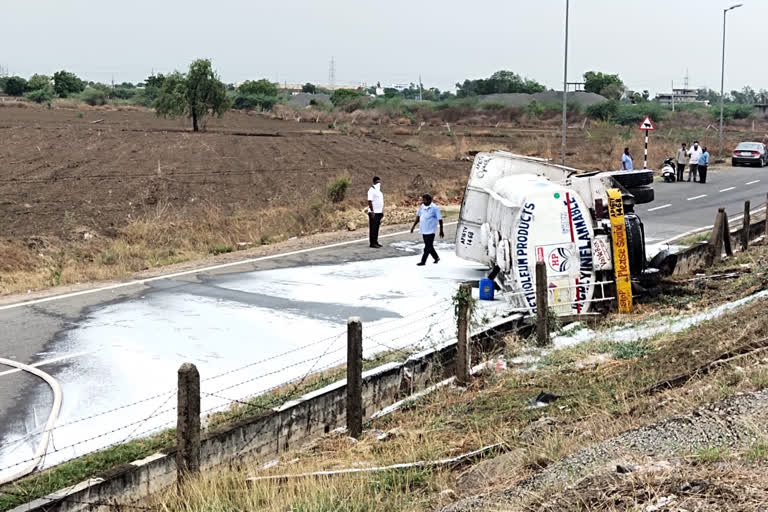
top-left (687, 141), bottom-right (703, 182)
top-left (698, 146), bottom-right (710, 184)
top-left (676, 142), bottom-right (688, 182)
top-left (621, 147), bottom-right (634, 170)
top-left (367, 176), bottom-right (384, 248)
top-left (410, 194), bottom-right (444, 266)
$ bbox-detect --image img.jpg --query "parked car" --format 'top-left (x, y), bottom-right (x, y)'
top-left (732, 142), bottom-right (768, 167)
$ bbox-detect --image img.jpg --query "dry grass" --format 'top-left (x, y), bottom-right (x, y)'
top-left (0, 199), bottom-right (461, 296)
top-left (147, 284), bottom-right (768, 511)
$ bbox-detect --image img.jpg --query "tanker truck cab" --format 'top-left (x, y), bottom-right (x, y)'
top-left (456, 151), bottom-right (659, 315)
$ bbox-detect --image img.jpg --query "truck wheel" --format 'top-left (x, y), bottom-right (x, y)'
top-left (624, 213), bottom-right (646, 277)
top-left (626, 185), bottom-right (655, 204)
top-left (605, 169), bottom-right (654, 188)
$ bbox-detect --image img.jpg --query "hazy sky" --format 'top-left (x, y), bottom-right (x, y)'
top-left (1, 0), bottom-right (765, 95)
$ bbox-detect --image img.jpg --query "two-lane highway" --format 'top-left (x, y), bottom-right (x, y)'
top-left (638, 165), bottom-right (768, 243)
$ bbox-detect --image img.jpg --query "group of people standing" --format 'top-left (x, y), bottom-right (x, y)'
top-left (620, 141), bottom-right (711, 184)
top-left (675, 141), bottom-right (710, 184)
top-left (367, 177), bottom-right (444, 265)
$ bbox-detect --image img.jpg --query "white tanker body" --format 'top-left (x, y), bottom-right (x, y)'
top-left (455, 151), bottom-right (659, 315)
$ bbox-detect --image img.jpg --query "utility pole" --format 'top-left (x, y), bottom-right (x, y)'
top-left (720, 4), bottom-right (744, 160)
top-left (328, 57), bottom-right (336, 89)
top-left (671, 80), bottom-right (675, 112)
top-left (560, 0), bottom-right (570, 166)
top-left (418, 74), bottom-right (423, 101)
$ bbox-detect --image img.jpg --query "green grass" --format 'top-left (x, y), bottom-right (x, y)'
top-left (696, 446), bottom-right (729, 462)
top-left (209, 244), bottom-right (233, 255)
top-left (745, 442), bottom-right (768, 462)
top-left (676, 230), bottom-right (712, 246)
top-left (0, 430), bottom-right (175, 512)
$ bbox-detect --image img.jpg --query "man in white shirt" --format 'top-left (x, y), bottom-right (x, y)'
top-left (687, 141), bottom-right (703, 182)
top-left (367, 176), bottom-right (384, 248)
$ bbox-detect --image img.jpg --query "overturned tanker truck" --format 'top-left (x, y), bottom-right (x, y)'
top-left (455, 151), bottom-right (672, 315)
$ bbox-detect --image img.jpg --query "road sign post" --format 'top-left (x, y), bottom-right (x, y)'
top-left (638, 116), bottom-right (655, 170)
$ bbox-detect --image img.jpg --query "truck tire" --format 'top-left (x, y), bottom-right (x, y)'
top-left (624, 213), bottom-right (646, 277)
top-left (605, 170), bottom-right (654, 188)
top-left (627, 185), bottom-right (655, 205)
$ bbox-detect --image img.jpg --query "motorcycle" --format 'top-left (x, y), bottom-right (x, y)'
top-left (661, 157), bottom-right (676, 182)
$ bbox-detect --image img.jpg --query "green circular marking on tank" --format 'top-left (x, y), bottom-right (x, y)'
top-left (554, 192), bottom-right (561, 199)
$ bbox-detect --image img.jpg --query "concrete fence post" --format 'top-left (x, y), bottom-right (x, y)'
top-left (456, 283), bottom-right (472, 386)
top-left (535, 261), bottom-right (549, 346)
top-left (346, 317), bottom-right (363, 439)
top-left (176, 363), bottom-right (201, 488)
top-left (722, 210), bottom-right (733, 257)
top-left (742, 200), bottom-right (751, 251)
top-left (709, 208), bottom-right (726, 265)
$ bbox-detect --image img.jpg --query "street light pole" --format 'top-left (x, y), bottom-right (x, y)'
top-left (720, 3), bottom-right (743, 160)
top-left (561, 0), bottom-right (569, 166)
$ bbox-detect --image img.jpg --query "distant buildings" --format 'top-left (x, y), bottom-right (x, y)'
top-left (655, 88), bottom-right (708, 106)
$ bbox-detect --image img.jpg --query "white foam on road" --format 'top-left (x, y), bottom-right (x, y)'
top-left (0, 242), bottom-right (505, 477)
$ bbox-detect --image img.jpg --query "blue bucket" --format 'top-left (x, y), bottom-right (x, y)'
top-left (479, 278), bottom-right (495, 301)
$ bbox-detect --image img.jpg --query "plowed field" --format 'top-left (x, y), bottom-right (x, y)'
top-left (0, 106), bottom-right (467, 238)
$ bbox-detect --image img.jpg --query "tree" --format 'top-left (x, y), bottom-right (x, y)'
top-left (238, 79), bottom-right (278, 97)
top-left (583, 71), bottom-right (625, 100)
top-left (25, 86), bottom-right (53, 104)
top-left (3, 76), bottom-right (27, 96)
top-left (456, 70), bottom-right (545, 97)
top-left (330, 88), bottom-right (362, 106)
top-left (27, 74), bottom-right (50, 91)
top-left (302, 83), bottom-right (317, 94)
top-left (154, 59), bottom-right (230, 132)
top-left (52, 70), bottom-right (85, 97)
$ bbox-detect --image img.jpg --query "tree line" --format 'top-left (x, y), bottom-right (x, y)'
top-left (1, 61), bottom-right (765, 131)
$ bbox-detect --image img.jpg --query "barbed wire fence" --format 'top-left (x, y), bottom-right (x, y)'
top-left (0, 279), bottom-right (618, 510)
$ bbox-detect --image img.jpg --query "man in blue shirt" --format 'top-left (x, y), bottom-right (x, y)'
top-left (698, 146), bottom-right (710, 184)
top-left (621, 147), bottom-right (634, 170)
top-left (410, 194), bottom-right (444, 266)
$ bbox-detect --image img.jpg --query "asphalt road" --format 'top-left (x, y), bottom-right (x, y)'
top-left (638, 164), bottom-right (768, 243)
top-left (0, 163), bottom-right (766, 475)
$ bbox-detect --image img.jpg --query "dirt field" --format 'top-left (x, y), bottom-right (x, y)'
top-left (0, 106), bottom-right (467, 239)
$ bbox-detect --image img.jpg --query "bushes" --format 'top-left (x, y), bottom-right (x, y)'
top-left (713, 104), bottom-right (754, 122)
top-left (81, 88), bottom-right (108, 106)
top-left (238, 79), bottom-right (278, 97)
top-left (586, 100), bottom-right (619, 121)
top-left (232, 93), bottom-right (277, 111)
top-left (327, 177), bottom-right (350, 203)
top-left (25, 87), bottom-right (53, 104)
top-left (585, 101), bottom-right (668, 125)
top-left (613, 103), bottom-right (668, 125)
top-left (3, 76), bottom-right (27, 96)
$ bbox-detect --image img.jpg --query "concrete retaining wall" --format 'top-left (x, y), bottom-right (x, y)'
top-left (11, 318), bottom-right (520, 512)
top-left (672, 218), bottom-right (766, 276)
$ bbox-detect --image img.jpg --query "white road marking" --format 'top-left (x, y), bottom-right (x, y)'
top-left (659, 205), bottom-right (768, 245)
top-left (0, 222), bottom-right (460, 312)
top-left (746, 180), bottom-right (761, 185)
top-left (719, 187), bottom-right (735, 192)
top-left (687, 194), bottom-right (707, 201)
top-left (647, 204), bottom-right (671, 212)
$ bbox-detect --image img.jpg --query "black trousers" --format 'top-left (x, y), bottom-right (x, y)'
top-left (698, 165), bottom-right (708, 183)
top-left (369, 213), bottom-right (383, 246)
top-left (676, 163), bottom-right (686, 182)
top-left (421, 234), bottom-right (439, 263)
top-left (688, 163), bottom-right (699, 182)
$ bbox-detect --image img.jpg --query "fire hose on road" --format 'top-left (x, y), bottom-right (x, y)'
top-left (0, 358), bottom-right (62, 485)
